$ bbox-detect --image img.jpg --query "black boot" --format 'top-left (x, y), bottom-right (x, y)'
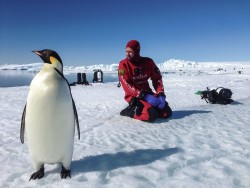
top-left (120, 98), bottom-right (137, 118)
top-left (120, 105), bottom-right (136, 118)
top-left (120, 97), bottom-right (145, 118)
top-left (147, 107), bottom-right (159, 122)
top-left (158, 102), bottom-right (172, 119)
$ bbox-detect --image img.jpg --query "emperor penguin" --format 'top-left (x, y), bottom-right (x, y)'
top-left (20, 49), bottom-right (80, 180)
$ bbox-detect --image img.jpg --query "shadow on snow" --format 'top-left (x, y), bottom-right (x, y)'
top-left (71, 147), bottom-right (182, 174)
top-left (171, 110), bottom-right (212, 120)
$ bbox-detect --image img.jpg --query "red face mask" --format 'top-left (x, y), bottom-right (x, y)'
top-left (126, 40), bottom-right (140, 62)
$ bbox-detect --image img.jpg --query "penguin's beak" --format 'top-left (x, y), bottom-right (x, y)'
top-left (32, 50), bottom-right (42, 57)
top-left (32, 50), bottom-right (50, 64)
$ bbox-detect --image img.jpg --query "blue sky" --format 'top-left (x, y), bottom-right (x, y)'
top-left (0, 0), bottom-right (249, 66)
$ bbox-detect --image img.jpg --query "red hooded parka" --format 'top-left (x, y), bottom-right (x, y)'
top-left (118, 50), bottom-right (165, 103)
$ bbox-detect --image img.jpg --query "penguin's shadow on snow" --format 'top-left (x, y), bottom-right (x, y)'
top-left (71, 147), bottom-right (182, 174)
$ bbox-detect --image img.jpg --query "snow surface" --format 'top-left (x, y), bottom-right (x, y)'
top-left (0, 62), bottom-right (250, 188)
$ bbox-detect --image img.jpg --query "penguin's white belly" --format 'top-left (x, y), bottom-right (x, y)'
top-left (26, 73), bottom-right (75, 165)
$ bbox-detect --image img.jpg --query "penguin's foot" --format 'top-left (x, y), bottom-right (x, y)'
top-left (29, 166), bottom-right (45, 181)
top-left (60, 166), bottom-right (71, 179)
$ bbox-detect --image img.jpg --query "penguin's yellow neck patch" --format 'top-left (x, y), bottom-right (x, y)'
top-left (49, 56), bottom-right (63, 73)
top-left (50, 56), bottom-right (59, 65)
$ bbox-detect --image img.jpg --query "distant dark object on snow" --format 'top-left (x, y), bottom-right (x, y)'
top-left (196, 87), bottom-right (234, 105)
top-left (70, 72), bottom-right (90, 86)
top-left (93, 69), bottom-right (103, 83)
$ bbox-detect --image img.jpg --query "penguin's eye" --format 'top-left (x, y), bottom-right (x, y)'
top-left (50, 56), bottom-right (59, 65)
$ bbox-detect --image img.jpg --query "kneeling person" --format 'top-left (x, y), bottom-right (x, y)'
top-left (118, 40), bottom-right (172, 122)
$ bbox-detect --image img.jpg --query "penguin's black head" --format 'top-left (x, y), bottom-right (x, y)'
top-left (33, 49), bottom-right (64, 73)
top-left (32, 49), bottom-right (63, 65)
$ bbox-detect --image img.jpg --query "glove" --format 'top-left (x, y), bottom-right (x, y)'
top-left (145, 94), bottom-right (160, 107)
top-left (157, 95), bottom-right (166, 109)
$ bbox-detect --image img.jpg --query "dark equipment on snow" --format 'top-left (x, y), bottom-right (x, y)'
top-left (69, 73), bottom-right (89, 86)
top-left (82, 73), bottom-right (88, 84)
top-left (77, 72), bottom-right (89, 85)
top-left (77, 73), bottom-right (82, 84)
top-left (117, 72), bottom-right (121, 87)
top-left (196, 87), bottom-right (234, 105)
top-left (117, 81), bottom-right (121, 88)
top-left (93, 69), bottom-right (103, 83)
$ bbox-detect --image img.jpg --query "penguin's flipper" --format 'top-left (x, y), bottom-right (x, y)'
top-left (20, 104), bottom-right (26, 144)
top-left (29, 165), bottom-right (44, 181)
top-left (72, 99), bottom-right (80, 140)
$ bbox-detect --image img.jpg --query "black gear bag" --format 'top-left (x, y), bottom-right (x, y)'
top-left (198, 87), bottom-right (234, 104)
